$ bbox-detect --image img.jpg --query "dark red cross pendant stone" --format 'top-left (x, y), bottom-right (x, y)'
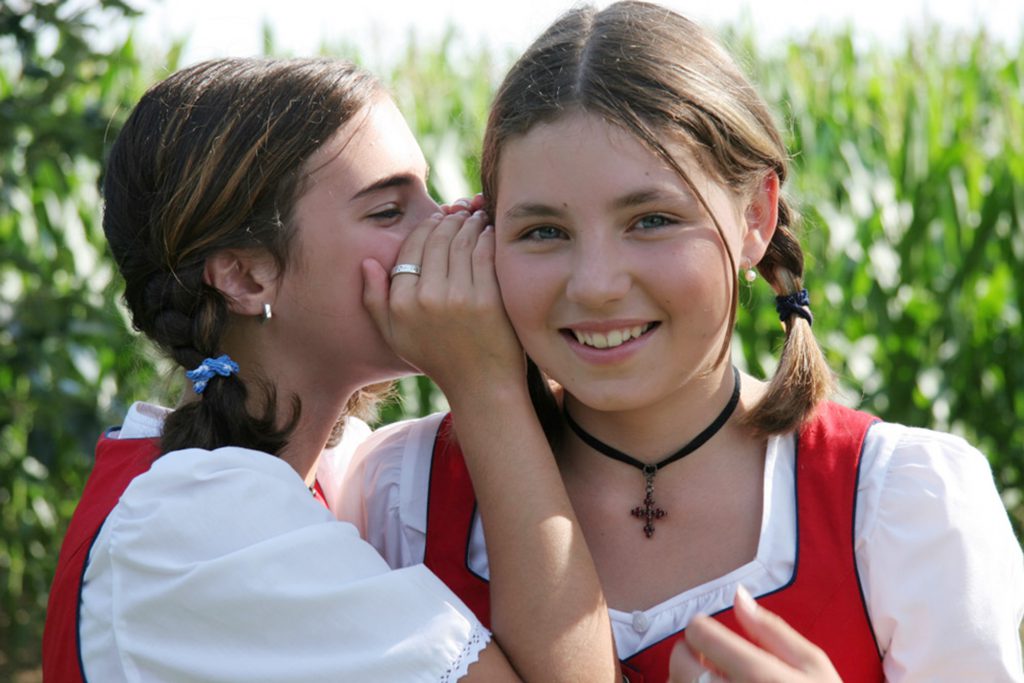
top-left (630, 466), bottom-right (666, 538)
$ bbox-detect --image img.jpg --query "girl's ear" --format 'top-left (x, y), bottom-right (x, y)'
top-left (740, 171), bottom-right (780, 266)
top-left (203, 249), bottom-right (278, 317)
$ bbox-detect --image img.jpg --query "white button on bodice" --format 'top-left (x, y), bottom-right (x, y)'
top-left (630, 610), bottom-right (650, 633)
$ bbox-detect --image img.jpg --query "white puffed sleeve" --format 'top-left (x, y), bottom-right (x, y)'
top-left (80, 445), bottom-right (489, 683)
top-left (856, 423), bottom-right (1024, 682)
top-left (336, 413), bottom-right (444, 569)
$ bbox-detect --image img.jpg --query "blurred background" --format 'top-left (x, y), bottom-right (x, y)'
top-left (2, 0), bottom-right (1022, 678)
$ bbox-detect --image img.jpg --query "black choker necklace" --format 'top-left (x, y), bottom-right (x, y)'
top-left (563, 365), bottom-right (741, 538)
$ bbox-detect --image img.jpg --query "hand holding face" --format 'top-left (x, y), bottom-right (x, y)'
top-left (668, 586), bottom-right (842, 683)
top-left (362, 208), bottom-right (524, 396)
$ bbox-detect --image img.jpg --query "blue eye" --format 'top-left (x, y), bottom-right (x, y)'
top-left (523, 225), bottom-right (566, 241)
top-left (634, 214), bottom-right (673, 230)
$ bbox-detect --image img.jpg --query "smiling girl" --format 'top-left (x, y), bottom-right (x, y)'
top-left (343, 3), bottom-right (1024, 682)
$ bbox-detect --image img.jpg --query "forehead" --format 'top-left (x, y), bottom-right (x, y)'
top-left (495, 112), bottom-right (715, 205)
top-left (304, 96), bottom-right (426, 190)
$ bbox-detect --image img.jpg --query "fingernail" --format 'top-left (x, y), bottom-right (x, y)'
top-left (454, 199), bottom-right (471, 208)
top-left (430, 212), bottom-right (443, 219)
top-left (735, 584), bottom-right (758, 614)
top-left (473, 210), bottom-right (485, 218)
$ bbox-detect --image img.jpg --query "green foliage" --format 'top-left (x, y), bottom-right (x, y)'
top-left (2, 9), bottom-right (1021, 676)
top-left (0, 0), bottom-right (176, 672)
top-left (734, 28), bottom-right (1024, 528)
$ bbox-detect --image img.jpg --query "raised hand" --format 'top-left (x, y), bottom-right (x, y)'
top-left (668, 586), bottom-right (842, 683)
top-left (362, 209), bottom-right (524, 395)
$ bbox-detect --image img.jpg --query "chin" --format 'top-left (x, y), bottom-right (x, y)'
top-left (349, 354), bottom-right (419, 389)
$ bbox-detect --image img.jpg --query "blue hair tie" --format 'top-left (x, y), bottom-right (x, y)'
top-left (185, 354), bottom-right (240, 394)
top-left (775, 289), bottom-right (814, 326)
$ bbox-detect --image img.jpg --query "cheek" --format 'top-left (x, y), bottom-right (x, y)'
top-left (359, 231), bottom-right (406, 271)
top-left (495, 250), bottom-right (545, 332)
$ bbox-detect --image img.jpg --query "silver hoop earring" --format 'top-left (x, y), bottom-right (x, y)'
top-left (261, 303), bottom-right (273, 322)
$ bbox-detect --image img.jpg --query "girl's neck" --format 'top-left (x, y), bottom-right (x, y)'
top-left (268, 371), bottom-right (362, 487)
top-left (561, 365), bottom-right (759, 467)
top-left (278, 402), bottom-right (350, 487)
top-left (223, 340), bottom-right (362, 486)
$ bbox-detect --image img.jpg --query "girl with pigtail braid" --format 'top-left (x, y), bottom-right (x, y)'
top-left (344, 3), bottom-right (1024, 682)
top-left (44, 57), bottom-right (619, 683)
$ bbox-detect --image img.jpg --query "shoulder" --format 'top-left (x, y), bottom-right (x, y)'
top-left (336, 412), bottom-right (448, 559)
top-left (83, 443), bottom-right (492, 682)
top-left (860, 421), bottom-right (998, 505)
top-left (854, 422), bottom-right (1024, 677)
top-left (856, 418), bottom-right (1018, 569)
top-left (112, 401), bottom-right (172, 439)
top-left (359, 412), bottom-right (448, 462)
top-left (110, 445), bottom-right (351, 563)
top-left (349, 412), bottom-right (448, 494)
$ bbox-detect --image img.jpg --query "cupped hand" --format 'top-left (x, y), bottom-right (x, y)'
top-left (668, 586), bottom-right (842, 683)
top-left (362, 209), bottom-right (524, 395)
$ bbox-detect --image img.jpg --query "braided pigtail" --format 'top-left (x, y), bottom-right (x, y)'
top-left (741, 198), bottom-right (834, 435)
top-left (148, 267), bottom-right (295, 454)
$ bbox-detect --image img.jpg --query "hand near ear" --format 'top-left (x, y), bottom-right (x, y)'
top-left (362, 209), bottom-right (524, 396)
top-left (668, 586), bottom-right (842, 683)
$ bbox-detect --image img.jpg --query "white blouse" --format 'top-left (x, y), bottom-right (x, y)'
top-left (79, 402), bottom-right (490, 683)
top-left (339, 411), bottom-right (1024, 682)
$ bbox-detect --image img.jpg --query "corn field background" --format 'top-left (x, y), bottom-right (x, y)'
top-left (1, 1), bottom-right (1022, 676)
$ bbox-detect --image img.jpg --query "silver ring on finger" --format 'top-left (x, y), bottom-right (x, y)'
top-left (389, 263), bottom-right (422, 278)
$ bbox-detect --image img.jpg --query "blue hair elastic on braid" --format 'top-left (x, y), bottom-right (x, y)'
top-left (185, 354), bottom-right (240, 394)
top-left (775, 289), bottom-right (814, 326)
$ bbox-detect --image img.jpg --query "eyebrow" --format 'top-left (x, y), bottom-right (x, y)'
top-left (612, 189), bottom-right (686, 209)
top-left (503, 188), bottom-right (690, 220)
top-left (349, 166), bottom-right (430, 202)
top-left (503, 201), bottom-right (567, 220)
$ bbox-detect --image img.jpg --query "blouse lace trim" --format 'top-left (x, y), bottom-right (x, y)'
top-left (442, 621), bottom-right (490, 683)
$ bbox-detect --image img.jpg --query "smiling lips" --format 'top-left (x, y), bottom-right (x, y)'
top-left (567, 322), bottom-right (656, 349)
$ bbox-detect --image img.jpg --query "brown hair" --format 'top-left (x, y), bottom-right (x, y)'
top-left (481, 1), bottom-right (833, 436)
top-left (103, 58), bottom-right (384, 455)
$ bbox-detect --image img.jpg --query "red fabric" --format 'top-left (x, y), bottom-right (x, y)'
top-left (311, 479), bottom-right (328, 508)
top-left (42, 435), bottom-right (160, 683)
top-left (423, 415), bottom-right (492, 627)
top-left (424, 402), bottom-right (884, 683)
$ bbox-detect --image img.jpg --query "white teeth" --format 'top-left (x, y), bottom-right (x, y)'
top-left (572, 323), bottom-right (652, 349)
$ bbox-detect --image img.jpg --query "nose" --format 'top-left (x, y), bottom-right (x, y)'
top-left (565, 236), bottom-right (630, 308)
top-left (410, 194), bottom-right (441, 226)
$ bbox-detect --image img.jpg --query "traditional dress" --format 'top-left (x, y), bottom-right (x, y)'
top-left (44, 402), bottom-right (489, 683)
top-left (341, 402), bottom-right (1024, 682)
